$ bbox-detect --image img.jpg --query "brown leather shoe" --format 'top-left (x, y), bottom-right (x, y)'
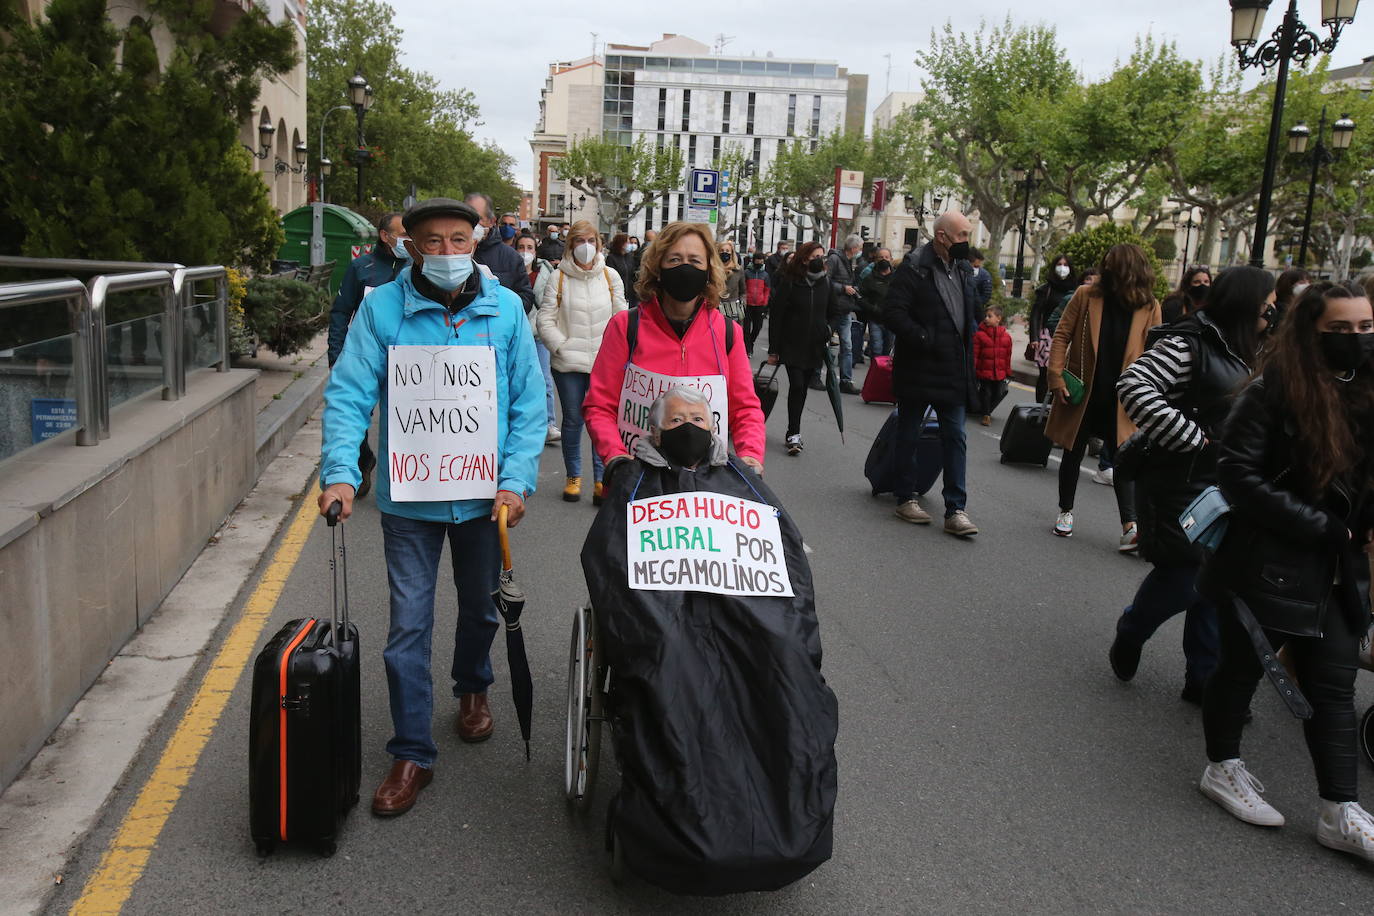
top-left (455, 692), bottom-right (494, 742)
top-left (371, 760), bottom-right (432, 817)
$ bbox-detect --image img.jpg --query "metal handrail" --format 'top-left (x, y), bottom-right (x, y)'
top-left (88, 271), bottom-right (175, 437)
top-left (176, 266), bottom-right (230, 377)
top-left (0, 278), bottom-right (97, 445)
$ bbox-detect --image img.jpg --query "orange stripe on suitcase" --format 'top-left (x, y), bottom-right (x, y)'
top-left (277, 618), bottom-right (317, 841)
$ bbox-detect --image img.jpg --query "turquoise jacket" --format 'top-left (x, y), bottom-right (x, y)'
top-left (321, 268), bottom-right (544, 523)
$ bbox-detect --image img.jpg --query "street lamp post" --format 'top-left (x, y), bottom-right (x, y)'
top-left (317, 104), bottom-right (352, 202)
top-left (1287, 106), bottom-right (1356, 265)
top-left (347, 69), bottom-right (374, 209)
top-left (1010, 164), bottom-right (1043, 298)
top-left (1228, 0), bottom-right (1360, 268)
top-left (1172, 203), bottom-right (1203, 271)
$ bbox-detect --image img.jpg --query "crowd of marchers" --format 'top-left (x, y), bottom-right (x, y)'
top-left (319, 192), bottom-right (1374, 872)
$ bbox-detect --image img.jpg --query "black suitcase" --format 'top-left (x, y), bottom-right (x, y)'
top-left (865, 407), bottom-right (941, 497)
top-left (755, 362), bottom-right (780, 420)
top-left (249, 502), bottom-right (360, 857)
top-left (999, 399), bottom-right (1053, 467)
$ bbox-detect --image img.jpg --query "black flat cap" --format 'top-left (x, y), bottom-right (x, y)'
top-left (402, 198), bottom-right (481, 232)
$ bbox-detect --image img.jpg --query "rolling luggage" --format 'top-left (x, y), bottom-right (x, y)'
top-left (860, 355), bottom-right (895, 404)
top-left (249, 502), bottom-right (361, 857)
top-left (999, 398), bottom-right (1053, 467)
top-left (755, 362), bottom-right (780, 420)
top-left (865, 407), bottom-right (941, 497)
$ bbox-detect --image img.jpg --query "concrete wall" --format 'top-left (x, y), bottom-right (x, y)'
top-left (0, 370), bottom-right (257, 789)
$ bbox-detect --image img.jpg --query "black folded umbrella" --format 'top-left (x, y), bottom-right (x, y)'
top-left (823, 341), bottom-right (846, 444)
top-left (492, 505), bottom-right (533, 760)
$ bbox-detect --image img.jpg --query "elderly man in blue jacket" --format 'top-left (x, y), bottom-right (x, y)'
top-left (318, 197), bottom-right (544, 817)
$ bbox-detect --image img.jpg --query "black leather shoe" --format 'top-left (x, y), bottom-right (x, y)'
top-left (1109, 631), bottom-right (1142, 681)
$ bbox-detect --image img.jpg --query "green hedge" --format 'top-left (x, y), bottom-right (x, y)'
top-left (241, 275), bottom-right (328, 357)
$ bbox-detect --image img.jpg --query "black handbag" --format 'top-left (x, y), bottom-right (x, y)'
top-left (754, 362), bottom-right (781, 420)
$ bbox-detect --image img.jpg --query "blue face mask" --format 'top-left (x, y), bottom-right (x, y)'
top-left (499, 223), bottom-right (517, 240)
top-left (420, 254), bottom-right (474, 292)
top-left (390, 237), bottom-right (412, 264)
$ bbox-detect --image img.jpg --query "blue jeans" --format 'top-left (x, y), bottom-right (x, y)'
top-left (1116, 564), bottom-right (1219, 688)
top-left (894, 398), bottom-right (968, 515)
top-left (379, 512), bottom-right (500, 767)
top-left (553, 369), bottom-right (604, 481)
top-left (829, 313), bottom-right (853, 382)
top-left (867, 322), bottom-right (892, 357)
top-left (535, 337), bottom-right (556, 425)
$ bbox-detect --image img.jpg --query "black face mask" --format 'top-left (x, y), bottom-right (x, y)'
top-left (875, 259), bottom-right (892, 273)
top-left (1187, 284), bottom-right (1209, 302)
top-left (657, 422), bottom-right (713, 467)
top-left (947, 240), bottom-right (971, 261)
top-left (659, 264), bottom-right (709, 302)
top-left (1319, 332), bottom-right (1371, 374)
top-left (808, 259), bottom-right (827, 276)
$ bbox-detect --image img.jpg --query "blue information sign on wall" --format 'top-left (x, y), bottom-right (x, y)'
top-left (31, 398), bottom-right (78, 444)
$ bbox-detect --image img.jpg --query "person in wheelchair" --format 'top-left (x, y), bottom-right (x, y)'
top-left (580, 386), bottom-right (839, 895)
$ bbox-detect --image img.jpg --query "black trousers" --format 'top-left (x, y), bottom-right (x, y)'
top-left (1204, 596), bottom-right (1361, 801)
top-left (745, 307), bottom-right (767, 350)
top-left (1058, 426), bottom-right (1136, 523)
top-left (975, 378), bottom-right (1008, 416)
top-left (1035, 367), bottom-right (1049, 404)
top-left (783, 365), bottom-right (810, 437)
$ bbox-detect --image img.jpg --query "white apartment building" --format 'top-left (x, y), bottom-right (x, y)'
top-left (532, 34), bottom-right (868, 245)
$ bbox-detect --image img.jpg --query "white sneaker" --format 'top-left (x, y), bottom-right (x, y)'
top-left (1054, 511), bottom-right (1074, 537)
top-left (1119, 523), bottom-right (1139, 553)
top-left (1318, 800), bottom-right (1374, 863)
top-left (1199, 759), bottom-right (1285, 827)
top-left (1091, 467), bottom-right (1114, 486)
top-left (785, 434), bottom-right (803, 456)
top-left (545, 424), bottom-right (562, 445)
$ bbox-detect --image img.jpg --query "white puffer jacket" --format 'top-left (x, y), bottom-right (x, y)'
top-left (537, 252), bottom-right (628, 374)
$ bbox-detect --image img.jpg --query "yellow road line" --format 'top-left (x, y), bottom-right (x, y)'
top-left (70, 486), bottom-right (322, 915)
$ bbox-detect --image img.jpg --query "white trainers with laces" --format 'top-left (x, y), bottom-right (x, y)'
top-left (545, 424), bottom-right (562, 445)
top-left (1091, 467), bottom-right (1114, 486)
top-left (1199, 759), bottom-right (1285, 827)
top-left (785, 434), bottom-right (803, 456)
top-left (1054, 511), bottom-right (1074, 537)
top-left (1318, 800), bottom-right (1374, 863)
top-left (1119, 522), bottom-right (1139, 553)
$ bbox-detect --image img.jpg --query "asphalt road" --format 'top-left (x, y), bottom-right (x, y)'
top-left (48, 355), bottom-right (1374, 915)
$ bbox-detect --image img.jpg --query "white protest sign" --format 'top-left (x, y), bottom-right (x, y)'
top-left (387, 345), bottom-right (498, 501)
top-left (616, 363), bottom-right (728, 455)
top-left (626, 493), bottom-right (793, 597)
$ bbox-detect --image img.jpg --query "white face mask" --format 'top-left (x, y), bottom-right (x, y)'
top-left (1054, 264), bottom-right (1070, 279)
top-left (1292, 282), bottom-right (1310, 297)
top-left (627, 243), bottom-right (638, 253)
top-left (471, 224), bottom-right (487, 243)
top-left (574, 242), bottom-right (597, 264)
top-left (549, 230), bottom-right (560, 239)
top-left (520, 251), bottom-right (535, 267)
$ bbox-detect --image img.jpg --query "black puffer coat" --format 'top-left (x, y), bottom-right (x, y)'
top-left (768, 274), bottom-right (833, 370)
top-left (1203, 370), bottom-right (1374, 637)
top-left (882, 242), bottom-right (979, 408)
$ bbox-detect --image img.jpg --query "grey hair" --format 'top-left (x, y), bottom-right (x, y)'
top-left (464, 192), bottom-right (496, 222)
top-left (648, 386), bottom-right (711, 431)
top-left (844, 233), bottom-right (863, 251)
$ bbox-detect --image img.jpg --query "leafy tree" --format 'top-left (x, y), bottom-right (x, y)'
top-left (1053, 223), bottom-right (1170, 298)
top-left (1029, 36), bottom-right (1203, 233)
top-left (241, 274), bottom-right (328, 356)
top-left (0, 0), bottom-right (296, 270)
top-left (911, 18), bottom-right (1077, 285)
top-left (555, 135), bottom-right (686, 231)
top-left (308, 0), bottom-right (519, 216)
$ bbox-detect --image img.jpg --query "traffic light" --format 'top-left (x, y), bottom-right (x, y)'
top-left (860, 225), bottom-right (870, 241)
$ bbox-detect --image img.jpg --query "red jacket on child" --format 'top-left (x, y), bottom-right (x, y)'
top-left (973, 322), bottom-right (1012, 381)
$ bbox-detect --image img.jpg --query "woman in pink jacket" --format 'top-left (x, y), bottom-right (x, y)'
top-left (585, 221), bottom-right (766, 480)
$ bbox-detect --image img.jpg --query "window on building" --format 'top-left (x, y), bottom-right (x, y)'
top-left (766, 61), bottom-right (790, 75)
top-left (645, 57), bottom-right (668, 69)
top-left (746, 91), bottom-right (755, 133)
top-left (657, 88), bottom-right (666, 131)
top-left (681, 89), bottom-right (691, 132)
top-left (670, 57), bottom-right (692, 72)
top-left (711, 135), bottom-right (721, 164)
top-left (742, 60), bottom-right (765, 75)
top-left (811, 96), bottom-right (822, 137)
top-left (718, 59), bottom-right (741, 74)
top-left (645, 201), bottom-right (654, 231)
top-left (722, 92), bottom-right (731, 133)
top-left (786, 94), bottom-right (797, 136)
top-left (688, 134), bottom-right (697, 167)
top-left (791, 63), bottom-right (816, 77)
top-left (815, 64), bottom-right (838, 78)
top-left (752, 137), bottom-right (762, 173)
top-left (676, 194), bottom-right (684, 221)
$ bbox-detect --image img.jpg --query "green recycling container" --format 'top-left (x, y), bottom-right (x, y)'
top-left (278, 204), bottom-right (378, 295)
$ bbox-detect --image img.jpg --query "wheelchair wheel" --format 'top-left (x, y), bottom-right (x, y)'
top-left (1360, 704), bottom-right (1374, 769)
top-left (564, 605), bottom-right (604, 806)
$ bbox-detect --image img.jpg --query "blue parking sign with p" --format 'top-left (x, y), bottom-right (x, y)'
top-left (689, 168), bottom-right (720, 208)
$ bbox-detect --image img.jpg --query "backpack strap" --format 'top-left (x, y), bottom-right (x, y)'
top-left (625, 306), bottom-right (639, 359)
top-left (723, 314), bottom-right (736, 355)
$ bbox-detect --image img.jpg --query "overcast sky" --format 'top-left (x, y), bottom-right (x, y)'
top-left (387, 1), bottom-right (1372, 190)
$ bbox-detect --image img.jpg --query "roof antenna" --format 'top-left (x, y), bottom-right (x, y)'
top-left (714, 33), bottom-right (735, 55)
top-left (590, 31), bottom-right (598, 61)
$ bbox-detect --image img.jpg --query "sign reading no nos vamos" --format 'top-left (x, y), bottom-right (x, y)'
top-left (626, 492), bottom-right (792, 597)
top-left (387, 345), bottom-right (498, 502)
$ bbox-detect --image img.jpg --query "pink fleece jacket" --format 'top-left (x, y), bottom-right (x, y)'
top-left (585, 298), bottom-right (766, 465)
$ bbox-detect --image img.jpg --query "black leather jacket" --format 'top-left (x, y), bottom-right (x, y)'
top-left (1206, 370), bottom-right (1373, 635)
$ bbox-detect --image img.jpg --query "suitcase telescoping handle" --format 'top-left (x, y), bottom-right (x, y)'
top-left (324, 500), bottom-right (350, 632)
